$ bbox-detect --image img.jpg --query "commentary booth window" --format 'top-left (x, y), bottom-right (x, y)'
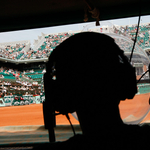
top-left (0, 15), bottom-right (150, 145)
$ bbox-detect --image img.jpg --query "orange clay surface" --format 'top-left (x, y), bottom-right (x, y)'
top-left (119, 93), bottom-right (150, 123)
top-left (0, 93), bottom-right (150, 127)
top-left (0, 104), bottom-right (79, 126)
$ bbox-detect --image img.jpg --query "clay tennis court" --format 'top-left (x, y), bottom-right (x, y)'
top-left (0, 93), bottom-right (150, 127)
top-left (0, 103), bottom-right (79, 127)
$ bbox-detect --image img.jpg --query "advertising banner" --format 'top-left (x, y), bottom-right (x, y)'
top-left (1, 93), bottom-right (45, 107)
top-left (23, 95), bottom-right (36, 104)
top-left (4, 96), bottom-right (14, 106)
top-left (0, 98), bottom-right (5, 107)
top-left (40, 94), bottom-right (45, 103)
top-left (34, 96), bottom-right (41, 104)
top-left (34, 95), bottom-right (45, 104)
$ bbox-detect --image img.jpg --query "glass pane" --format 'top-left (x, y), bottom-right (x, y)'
top-left (1, 16), bottom-right (150, 146)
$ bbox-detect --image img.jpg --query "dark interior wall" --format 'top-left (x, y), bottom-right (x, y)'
top-left (0, 0), bottom-right (150, 32)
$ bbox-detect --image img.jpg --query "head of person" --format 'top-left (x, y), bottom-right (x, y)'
top-left (45, 32), bottom-right (137, 114)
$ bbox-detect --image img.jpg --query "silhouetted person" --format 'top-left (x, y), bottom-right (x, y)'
top-left (33, 32), bottom-right (149, 149)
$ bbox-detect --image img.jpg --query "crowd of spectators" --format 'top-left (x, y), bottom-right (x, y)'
top-left (0, 80), bottom-right (43, 98)
top-left (0, 32), bottom-right (75, 60)
top-left (19, 48), bottom-right (51, 60)
top-left (1, 25), bottom-right (150, 61)
top-left (0, 66), bottom-right (21, 76)
top-left (114, 38), bottom-right (133, 53)
top-left (113, 23), bottom-right (150, 50)
top-left (0, 26), bottom-right (150, 100)
top-left (0, 66), bottom-right (45, 98)
top-left (0, 43), bottom-right (26, 60)
top-left (20, 32), bottom-right (75, 60)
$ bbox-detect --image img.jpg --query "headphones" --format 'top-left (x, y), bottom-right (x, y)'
top-left (114, 49), bottom-right (137, 100)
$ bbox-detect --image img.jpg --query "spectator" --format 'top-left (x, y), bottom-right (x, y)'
top-left (17, 86), bottom-right (21, 90)
top-left (0, 74), bottom-right (4, 78)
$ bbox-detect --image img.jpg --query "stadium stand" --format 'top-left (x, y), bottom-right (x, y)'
top-left (0, 65), bottom-right (45, 98)
top-left (0, 24), bottom-right (150, 62)
top-left (0, 23), bottom-right (150, 107)
top-left (115, 23), bottom-right (150, 51)
top-left (0, 40), bottom-right (31, 60)
top-left (0, 24), bottom-right (150, 64)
